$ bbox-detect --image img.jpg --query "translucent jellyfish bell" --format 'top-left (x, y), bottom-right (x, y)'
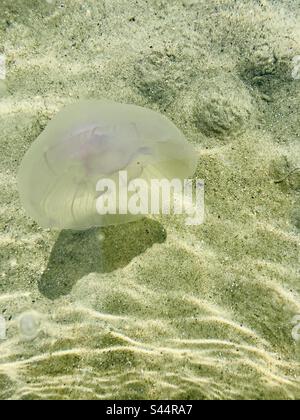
top-left (18, 100), bottom-right (197, 229)
top-left (18, 311), bottom-right (41, 341)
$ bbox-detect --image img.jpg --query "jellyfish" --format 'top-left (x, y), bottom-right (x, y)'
top-left (18, 100), bottom-right (197, 229)
top-left (18, 311), bottom-right (41, 341)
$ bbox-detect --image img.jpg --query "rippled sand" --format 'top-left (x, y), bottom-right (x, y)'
top-left (0, 0), bottom-right (299, 400)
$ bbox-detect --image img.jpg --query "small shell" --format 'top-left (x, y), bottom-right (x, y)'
top-left (0, 55), bottom-right (5, 80)
top-left (18, 311), bottom-right (41, 341)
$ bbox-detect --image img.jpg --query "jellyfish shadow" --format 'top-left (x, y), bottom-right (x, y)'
top-left (38, 218), bottom-right (167, 300)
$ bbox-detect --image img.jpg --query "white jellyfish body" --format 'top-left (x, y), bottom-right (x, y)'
top-left (18, 311), bottom-right (41, 341)
top-left (18, 100), bottom-right (197, 229)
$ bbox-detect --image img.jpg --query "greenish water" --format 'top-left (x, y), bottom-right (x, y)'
top-left (0, 0), bottom-right (299, 400)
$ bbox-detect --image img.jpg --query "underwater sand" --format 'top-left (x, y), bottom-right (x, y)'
top-left (0, 0), bottom-right (299, 400)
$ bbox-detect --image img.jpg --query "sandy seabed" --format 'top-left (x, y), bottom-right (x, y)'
top-left (0, 0), bottom-right (299, 400)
